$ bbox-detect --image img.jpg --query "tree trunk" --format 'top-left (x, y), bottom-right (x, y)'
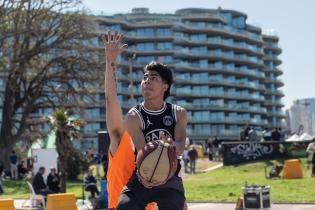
top-left (0, 135), bottom-right (16, 169)
top-left (59, 156), bottom-right (67, 193)
top-left (0, 147), bottom-right (12, 169)
top-left (56, 128), bottom-right (72, 193)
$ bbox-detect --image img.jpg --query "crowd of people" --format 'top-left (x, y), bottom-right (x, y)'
top-left (240, 126), bottom-right (285, 142)
top-left (32, 166), bottom-right (60, 196)
top-left (84, 148), bottom-right (108, 180)
top-left (182, 146), bottom-right (198, 174)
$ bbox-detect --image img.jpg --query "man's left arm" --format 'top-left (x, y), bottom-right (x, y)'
top-left (173, 106), bottom-right (187, 155)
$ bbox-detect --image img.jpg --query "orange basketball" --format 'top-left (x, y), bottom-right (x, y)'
top-left (136, 140), bottom-right (178, 188)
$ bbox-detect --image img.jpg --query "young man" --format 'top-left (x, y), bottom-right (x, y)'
top-left (102, 32), bottom-right (154, 210)
top-left (103, 31), bottom-right (188, 210)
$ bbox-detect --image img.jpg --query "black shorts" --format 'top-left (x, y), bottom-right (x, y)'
top-left (116, 172), bottom-right (185, 210)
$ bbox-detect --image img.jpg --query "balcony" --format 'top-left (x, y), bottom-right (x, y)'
top-left (176, 22), bottom-right (263, 44)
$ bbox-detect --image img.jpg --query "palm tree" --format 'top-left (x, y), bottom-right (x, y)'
top-left (44, 108), bottom-right (84, 192)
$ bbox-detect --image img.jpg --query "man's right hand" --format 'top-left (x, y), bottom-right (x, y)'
top-left (102, 31), bottom-right (128, 64)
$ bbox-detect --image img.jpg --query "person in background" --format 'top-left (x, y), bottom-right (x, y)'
top-left (182, 146), bottom-right (189, 173)
top-left (271, 127), bottom-right (280, 141)
top-left (207, 138), bottom-right (213, 161)
top-left (278, 128), bottom-right (285, 141)
top-left (248, 127), bottom-right (258, 141)
top-left (188, 146), bottom-right (198, 174)
top-left (84, 169), bottom-right (100, 198)
top-left (9, 150), bottom-right (18, 180)
top-left (47, 167), bottom-right (60, 193)
top-left (212, 136), bottom-right (220, 161)
top-left (32, 167), bottom-right (50, 196)
top-left (306, 138), bottom-right (315, 177)
top-left (94, 153), bottom-right (101, 178)
top-left (240, 127), bottom-right (246, 141)
top-left (18, 160), bottom-right (28, 179)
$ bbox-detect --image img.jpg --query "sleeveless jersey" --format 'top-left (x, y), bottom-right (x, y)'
top-left (130, 102), bottom-right (177, 143)
top-left (127, 102), bottom-right (184, 193)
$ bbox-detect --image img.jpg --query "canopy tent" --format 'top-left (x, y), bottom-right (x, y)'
top-left (285, 134), bottom-right (300, 142)
top-left (299, 133), bottom-right (313, 141)
top-left (285, 133), bottom-right (313, 142)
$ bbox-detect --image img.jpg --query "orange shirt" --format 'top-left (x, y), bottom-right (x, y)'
top-left (107, 131), bottom-right (155, 210)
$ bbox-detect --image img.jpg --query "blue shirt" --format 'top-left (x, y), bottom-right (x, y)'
top-left (9, 154), bottom-right (17, 164)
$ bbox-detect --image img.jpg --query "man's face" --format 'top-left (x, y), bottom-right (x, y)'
top-left (40, 168), bottom-right (45, 175)
top-left (141, 70), bottom-right (168, 100)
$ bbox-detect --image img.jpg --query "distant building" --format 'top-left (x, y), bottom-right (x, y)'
top-left (288, 98), bottom-right (315, 135)
top-left (90, 7), bottom-right (285, 144)
top-left (0, 7), bottom-right (286, 150)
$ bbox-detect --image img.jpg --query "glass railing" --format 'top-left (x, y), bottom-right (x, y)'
top-left (188, 116), bottom-right (266, 124)
top-left (183, 22), bottom-right (263, 42)
top-left (177, 103), bottom-right (267, 113)
top-left (187, 129), bottom-right (244, 137)
top-left (265, 100), bottom-right (284, 106)
top-left (176, 50), bottom-right (264, 65)
top-left (264, 42), bottom-right (280, 49)
top-left (171, 62), bottom-right (265, 78)
top-left (174, 89), bottom-right (265, 100)
top-left (175, 77), bottom-right (265, 90)
top-left (176, 36), bottom-right (263, 54)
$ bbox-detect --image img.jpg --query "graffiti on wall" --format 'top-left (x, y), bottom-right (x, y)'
top-left (230, 143), bottom-right (274, 160)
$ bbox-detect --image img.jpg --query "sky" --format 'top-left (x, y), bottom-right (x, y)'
top-left (82, 0), bottom-right (315, 109)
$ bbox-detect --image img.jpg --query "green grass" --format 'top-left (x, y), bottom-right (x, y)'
top-left (0, 180), bottom-right (84, 199)
top-left (1, 159), bottom-right (315, 203)
top-left (183, 158), bottom-right (315, 202)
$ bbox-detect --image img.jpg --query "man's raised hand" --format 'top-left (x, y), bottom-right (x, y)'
top-left (102, 31), bottom-right (128, 63)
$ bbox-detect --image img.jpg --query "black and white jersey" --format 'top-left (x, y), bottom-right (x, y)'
top-left (127, 102), bottom-right (185, 192)
top-left (130, 102), bottom-right (178, 143)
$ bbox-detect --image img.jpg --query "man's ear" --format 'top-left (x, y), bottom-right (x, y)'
top-left (162, 83), bottom-right (169, 92)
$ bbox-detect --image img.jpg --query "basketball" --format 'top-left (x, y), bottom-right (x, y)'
top-left (136, 140), bottom-right (178, 188)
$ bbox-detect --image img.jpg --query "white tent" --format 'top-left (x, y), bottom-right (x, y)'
top-left (285, 134), bottom-right (300, 142)
top-left (285, 133), bottom-right (313, 142)
top-left (299, 133), bottom-right (313, 141)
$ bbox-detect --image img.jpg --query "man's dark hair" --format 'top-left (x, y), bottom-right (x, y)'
top-left (144, 61), bottom-right (173, 100)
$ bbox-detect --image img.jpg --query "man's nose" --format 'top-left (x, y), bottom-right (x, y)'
top-left (144, 77), bottom-right (151, 83)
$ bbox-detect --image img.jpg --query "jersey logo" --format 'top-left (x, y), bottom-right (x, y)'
top-left (146, 116), bottom-right (153, 128)
top-left (163, 115), bottom-right (173, 126)
top-left (145, 129), bottom-right (172, 142)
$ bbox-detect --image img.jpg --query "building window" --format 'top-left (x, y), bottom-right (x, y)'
top-left (156, 28), bottom-right (172, 36)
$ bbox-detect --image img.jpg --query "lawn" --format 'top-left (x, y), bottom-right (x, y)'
top-left (1, 158), bottom-right (314, 203)
top-left (184, 158), bottom-right (315, 202)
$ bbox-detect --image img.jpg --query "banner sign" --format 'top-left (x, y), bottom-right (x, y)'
top-left (222, 141), bottom-right (311, 165)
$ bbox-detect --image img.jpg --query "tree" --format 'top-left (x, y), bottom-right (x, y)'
top-left (0, 0), bottom-right (101, 167)
top-left (44, 108), bottom-right (85, 192)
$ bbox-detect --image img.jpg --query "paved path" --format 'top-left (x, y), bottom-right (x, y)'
top-left (13, 199), bottom-right (315, 210)
top-left (202, 163), bottom-right (223, 172)
top-left (188, 202), bottom-right (315, 210)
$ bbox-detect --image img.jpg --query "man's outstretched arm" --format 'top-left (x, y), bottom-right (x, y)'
top-left (102, 31), bottom-right (127, 155)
